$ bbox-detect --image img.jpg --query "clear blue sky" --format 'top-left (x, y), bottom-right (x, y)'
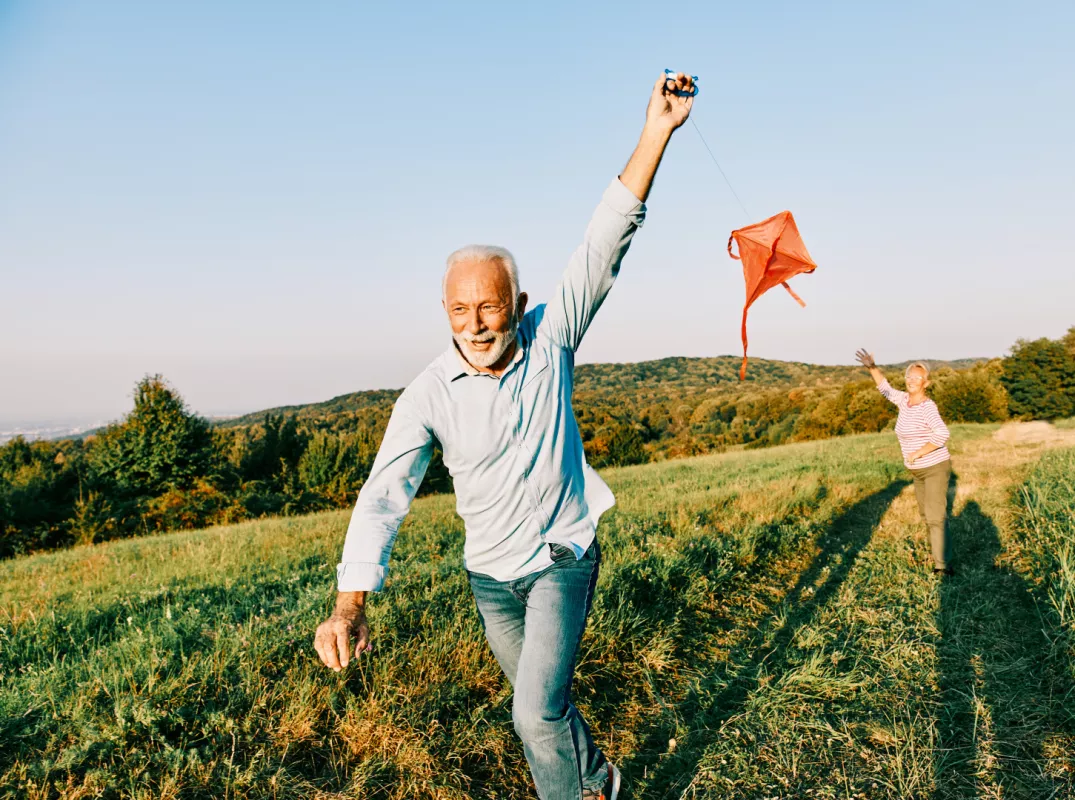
top-left (2, 0), bottom-right (1073, 423)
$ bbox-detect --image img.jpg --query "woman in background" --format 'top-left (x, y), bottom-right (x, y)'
top-left (856, 349), bottom-right (954, 576)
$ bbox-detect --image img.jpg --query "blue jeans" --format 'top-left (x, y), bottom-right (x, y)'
top-left (468, 540), bottom-right (607, 798)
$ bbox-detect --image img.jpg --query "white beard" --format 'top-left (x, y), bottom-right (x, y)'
top-left (454, 318), bottom-right (519, 368)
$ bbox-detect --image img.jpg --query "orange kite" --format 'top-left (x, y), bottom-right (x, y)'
top-left (727, 210), bottom-right (817, 380)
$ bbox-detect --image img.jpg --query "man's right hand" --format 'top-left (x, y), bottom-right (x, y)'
top-left (314, 592), bottom-right (371, 672)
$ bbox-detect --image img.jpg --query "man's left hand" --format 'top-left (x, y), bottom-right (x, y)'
top-left (645, 72), bottom-right (695, 132)
top-left (620, 72), bottom-right (697, 201)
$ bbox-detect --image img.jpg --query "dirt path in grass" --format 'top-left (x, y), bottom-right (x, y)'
top-left (627, 429), bottom-right (1075, 799)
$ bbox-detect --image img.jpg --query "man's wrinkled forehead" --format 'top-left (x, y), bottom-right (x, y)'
top-left (443, 259), bottom-right (514, 301)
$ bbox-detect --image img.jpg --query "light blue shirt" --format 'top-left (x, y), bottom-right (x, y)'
top-left (337, 178), bottom-right (646, 591)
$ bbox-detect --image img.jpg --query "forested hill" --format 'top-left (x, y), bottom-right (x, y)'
top-left (574, 355), bottom-right (984, 394)
top-left (216, 388), bottom-right (402, 429)
top-left (8, 326), bottom-right (1071, 558)
top-left (206, 353), bottom-right (1001, 484)
top-left (219, 355), bottom-right (986, 429)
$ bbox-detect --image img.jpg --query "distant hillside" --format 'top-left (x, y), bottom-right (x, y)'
top-left (206, 353), bottom-right (1001, 472)
top-left (887, 357), bottom-right (985, 373)
top-left (217, 388), bottom-right (402, 429)
top-left (1, 352), bottom-right (1005, 561)
top-left (574, 356), bottom-right (854, 396)
top-left (10, 322), bottom-right (1063, 562)
top-left (218, 355), bottom-right (988, 429)
top-left (51, 356), bottom-right (985, 443)
top-left (574, 355), bottom-right (985, 396)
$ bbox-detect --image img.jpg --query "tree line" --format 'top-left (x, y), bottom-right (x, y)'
top-left (2, 327), bottom-right (1072, 558)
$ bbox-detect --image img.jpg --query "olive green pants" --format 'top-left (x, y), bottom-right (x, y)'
top-left (910, 459), bottom-right (951, 570)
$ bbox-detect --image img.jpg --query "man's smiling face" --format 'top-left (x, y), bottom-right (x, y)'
top-left (443, 258), bottom-right (528, 370)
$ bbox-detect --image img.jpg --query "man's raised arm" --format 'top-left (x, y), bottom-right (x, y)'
top-left (539, 73), bottom-right (695, 351)
top-left (620, 73), bottom-right (696, 203)
top-left (313, 392), bottom-right (434, 671)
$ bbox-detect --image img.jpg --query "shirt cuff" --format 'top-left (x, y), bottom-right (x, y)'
top-left (605, 178), bottom-right (646, 222)
top-left (337, 561), bottom-right (387, 592)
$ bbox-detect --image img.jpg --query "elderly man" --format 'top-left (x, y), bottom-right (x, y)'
top-left (314, 72), bottom-right (695, 799)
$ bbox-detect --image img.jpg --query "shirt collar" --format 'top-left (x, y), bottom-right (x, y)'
top-left (447, 335), bottom-right (525, 381)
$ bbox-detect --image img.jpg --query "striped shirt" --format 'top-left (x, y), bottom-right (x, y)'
top-left (878, 379), bottom-right (951, 469)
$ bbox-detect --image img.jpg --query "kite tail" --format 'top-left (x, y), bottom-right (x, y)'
top-left (739, 305), bottom-right (749, 381)
top-left (781, 281), bottom-right (806, 307)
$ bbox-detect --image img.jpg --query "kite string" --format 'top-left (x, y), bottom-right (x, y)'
top-left (689, 116), bottom-right (751, 220)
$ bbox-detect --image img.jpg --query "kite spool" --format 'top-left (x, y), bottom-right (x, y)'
top-left (663, 69), bottom-right (699, 97)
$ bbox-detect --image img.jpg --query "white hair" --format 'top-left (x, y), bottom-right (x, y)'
top-left (443, 245), bottom-right (520, 310)
top-left (905, 361), bottom-right (931, 381)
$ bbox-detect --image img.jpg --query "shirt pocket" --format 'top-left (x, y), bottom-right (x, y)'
top-left (515, 349), bottom-right (553, 425)
top-left (520, 348), bottom-right (550, 391)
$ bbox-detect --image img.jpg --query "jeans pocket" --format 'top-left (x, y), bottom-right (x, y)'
top-left (548, 539), bottom-right (600, 566)
top-left (548, 543), bottom-right (576, 563)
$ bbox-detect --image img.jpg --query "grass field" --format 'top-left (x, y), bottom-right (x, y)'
top-left (2, 423), bottom-right (1074, 799)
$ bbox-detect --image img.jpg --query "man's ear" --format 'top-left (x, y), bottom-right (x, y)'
top-left (516, 292), bottom-right (529, 319)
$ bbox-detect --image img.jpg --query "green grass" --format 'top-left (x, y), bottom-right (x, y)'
top-left (2, 424), bottom-right (1074, 799)
top-left (1014, 447), bottom-right (1075, 686)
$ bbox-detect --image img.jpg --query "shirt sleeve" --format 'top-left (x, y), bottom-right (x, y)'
top-left (336, 393), bottom-right (434, 592)
top-left (925, 403), bottom-right (950, 446)
top-left (537, 178), bottom-right (646, 351)
top-left (877, 378), bottom-right (908, 407)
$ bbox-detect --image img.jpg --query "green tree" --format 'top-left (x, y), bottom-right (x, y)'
top-left (71, 491), bottom-right (117, 546)
top-left (0, 438), bottom-right (85, 556)
top-left (298, 429), bottom-right (377, 504)
top-left (1000, 338), bottom-right (1075, 420)
top-left (89, 375), bottom-right (214, 496)
top-left (1062, 325), bottom-right (1075, 358)
top-left (843, 381), bottom-right (897, 433)
top-left (933, 367), bottom-right (1009, 423)
top-left (239, 414), bottom-right (307, 484)
top-left (604, 422), bottom-right (648, 467)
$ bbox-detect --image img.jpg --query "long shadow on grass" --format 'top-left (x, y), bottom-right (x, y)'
top-left (933, 496), bottom-right (1075, 798)
top-left (625, 479), bottom-right (909, 798)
